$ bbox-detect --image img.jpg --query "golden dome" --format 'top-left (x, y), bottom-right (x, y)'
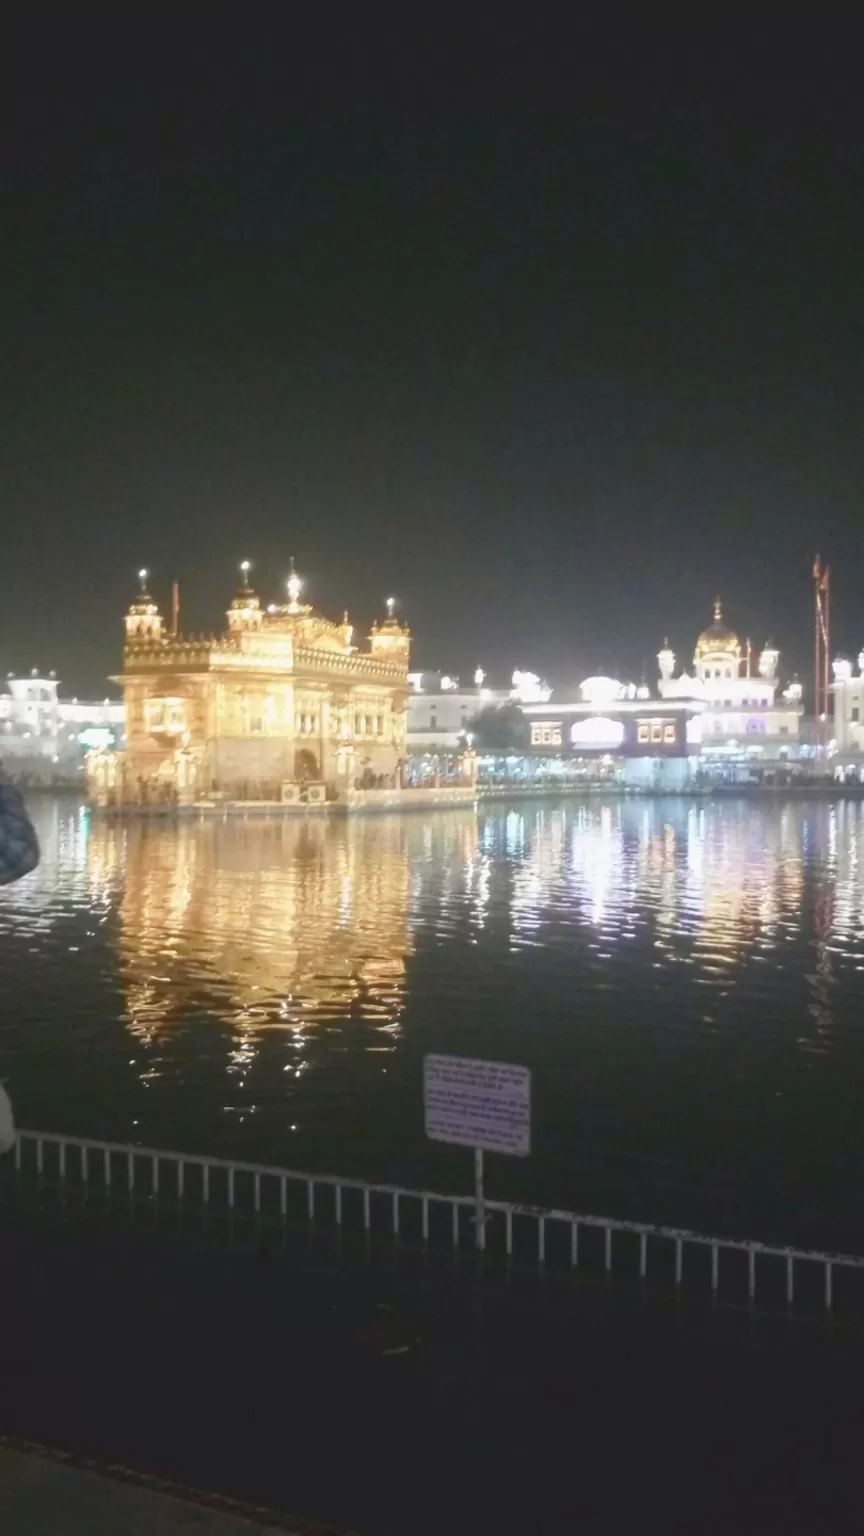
top-left (694, 598), bottom-right (739, 659)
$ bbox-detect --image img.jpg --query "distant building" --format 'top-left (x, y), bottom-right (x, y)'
top-left (406, 668), bottom-right (555, 755)
top-left (0, 670), bottom-right (124, 783)
top-left (488, 602), bottom-right (806, 788)
top-left (521, 680), bottom-right (701, 791)
top-left (88, 566), bottom-right (411, 806)
top-left (407, 670), bottom-right (510, 752)
top-left (831, 652), bottom-right (864, 767)
top-left (657, 600), bottom-right (803, 770)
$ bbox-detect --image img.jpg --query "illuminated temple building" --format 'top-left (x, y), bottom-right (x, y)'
top-left (657, 599), bottom-right (802, 753)
top-left (88, 565), bottom-right (412, 807)
top-left (516, 599), bottom-right (804, 788)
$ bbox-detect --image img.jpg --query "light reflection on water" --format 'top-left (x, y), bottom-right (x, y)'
top-left (3, 796), bottom-right (864, 1245)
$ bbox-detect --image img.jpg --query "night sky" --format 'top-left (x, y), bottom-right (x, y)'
top-left (3, 18), bottom-right (863, 695)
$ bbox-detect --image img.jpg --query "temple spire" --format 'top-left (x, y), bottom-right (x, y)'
top-left (286, 557), bottom-right (303, 611)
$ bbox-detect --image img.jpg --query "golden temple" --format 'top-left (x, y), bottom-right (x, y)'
top-left (88, 564), bottom-right (412, 808)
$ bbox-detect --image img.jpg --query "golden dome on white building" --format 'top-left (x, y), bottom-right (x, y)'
top-left (694, 598), bottom-right (739, 662)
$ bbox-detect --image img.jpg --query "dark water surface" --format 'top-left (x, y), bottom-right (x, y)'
top-left (2, 796), bottom-right (864, 1248)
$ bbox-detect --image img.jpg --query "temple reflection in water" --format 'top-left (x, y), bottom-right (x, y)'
top-left (86, 816), bottom-right (424, 1043)
top-left (77, 796), bottom-right (864, 1110)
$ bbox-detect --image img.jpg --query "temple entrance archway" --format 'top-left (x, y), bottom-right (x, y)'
top-left (294, 748), bottom-right (319, 782)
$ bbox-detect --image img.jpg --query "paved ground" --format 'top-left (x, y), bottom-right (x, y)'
top-left (0, 1444), bottom-right (334, 1535)
top-left (2, 1184), bottom-right (864, 1533)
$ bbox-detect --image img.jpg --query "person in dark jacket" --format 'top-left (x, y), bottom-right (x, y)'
top-left (0, 768), bottom-right (40, 886)
top-left (0, 766), bottom-right (36, 1151)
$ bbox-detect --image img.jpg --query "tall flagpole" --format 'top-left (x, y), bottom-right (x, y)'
top-left (823, 565), bottom-right (831, 758)
top-left (813, 557), bottom-right (831, 767)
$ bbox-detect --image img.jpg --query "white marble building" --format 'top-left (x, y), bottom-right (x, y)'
top-left (407, 669), bottom-right (527, 751)
top-left (657, 601), bottom-right (802, 758)
top-left (831, 653), bottom-right (864, 755)
top-left (0, 671), bottom-right (124, 778)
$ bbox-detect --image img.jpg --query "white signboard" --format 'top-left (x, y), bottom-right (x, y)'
top-left (423, 1053), bottom-right (531, 1157)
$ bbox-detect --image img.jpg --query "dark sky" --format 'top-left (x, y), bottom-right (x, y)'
top-left (2, 16), bottom-right (863, 695)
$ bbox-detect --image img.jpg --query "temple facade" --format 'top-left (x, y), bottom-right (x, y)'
top-left (88, 565), bottom-right (411, 807)
top-left (657, 599), bottom-right (802, 752)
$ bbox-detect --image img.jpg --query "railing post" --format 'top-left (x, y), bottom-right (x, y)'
top-left (422, 1195), bottom-right (429, 1242)
top-left (14, 1135), bottom-right (22, 1172)
top-left (127, 1150), bottom-right (134, 1191)
top-left (152, 1155), bottom-right (159, 1196)
top-left (81, 1146), bottom-right (89, 1183)
top-left (604, 1225), bottom-right (612, 1273)
top-left (451, 1201), bottom-right (459, 1248)
top-left (104, 1148), bottom-right (111, 1188)
top-left (506, 1208), bottom-right (513, 1257)
top-left (675, 1238), bottom-right (683, 1286)
top-left (202, 1163), bottom-right (209, 1203)
top-left (711, 1244), bottom-right (719, 1293)
top-left (786, 1254), bottom-right (794, 1307)
top-left (335, 1185), bottom-right (342, 1226)
top-left (228, 1166), bottom-right (235, 1208)
top-left (392, 1191), bottom-right (400, 1236)
top-left (363, 1187), bottom-right (370, 1230)
top-left (538, 1217), bottom-right (546, 1265)
top-left (59, 1141), bottom-right (66, 1178)
top-left (748, 1247), bottom-right (756, 1300)
top-left (571, 1221), bottom-right (579, 1268)
top-left (280, 1175), bottom-right (287, 1217)
top-left (306, 1179), bottom-right (314, 1221)
top-left (640, 1232), bottom-right (647, 1279)
top-left (474, 1148), bottom-right (485, 1253)
top-left (825, 1261), bottom-right (833, 1311)
top-left (36, 1138), bottom-right (44, 1175)
top-left (254, 1172), bottom-right (261, 1213)
top-left (177, 1161), bottom-right (185, 1198)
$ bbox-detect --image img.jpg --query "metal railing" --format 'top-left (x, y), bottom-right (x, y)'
top-left (11, 1128), bottom-right (864, 1315)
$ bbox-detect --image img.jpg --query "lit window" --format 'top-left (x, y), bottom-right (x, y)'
top-left (852, 705), bottom-right (860, 723)
top-left (663, 723), bottom-right (676, 743)
top-left (530, 722), bottom-right (561, 746)
top-left (637, 723), bottom-right (650, 744)
top-left (651, 723), bottom-right (662, 743)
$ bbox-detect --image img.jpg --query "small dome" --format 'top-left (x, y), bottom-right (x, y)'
top-left (126, 568), bottom-right (160, 618)
top-left (695, 598), bottom-right (739, 659)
